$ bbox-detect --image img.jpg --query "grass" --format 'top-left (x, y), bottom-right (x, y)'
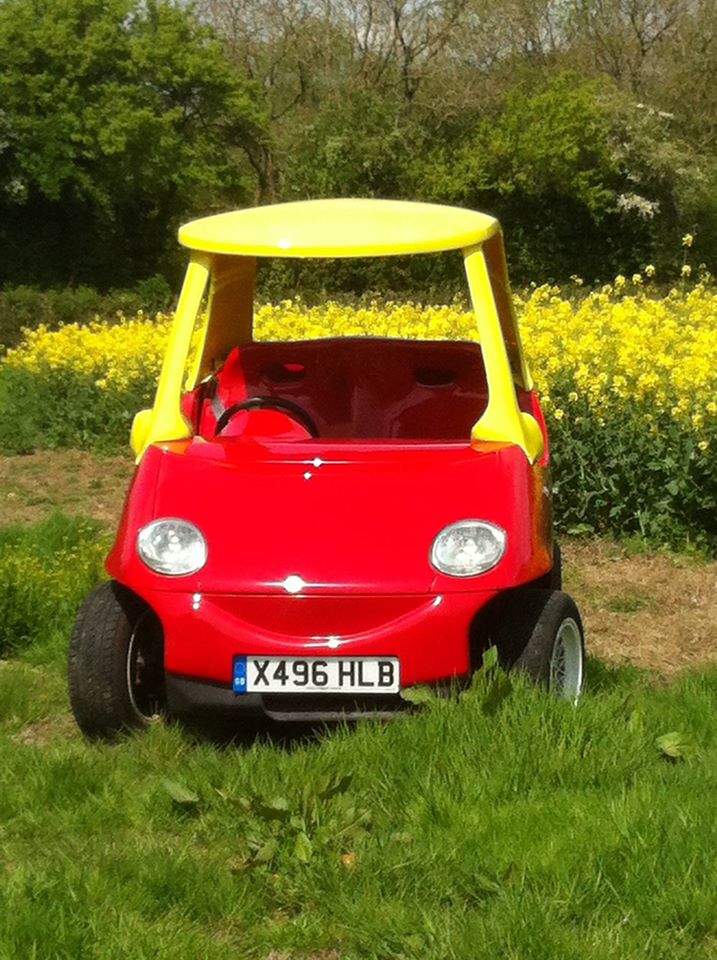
top-left (3, 515), bottom-right (717, 959)
top-left (3, 658), bottom-right (717, 959)
top-left (0, 513), bottom-right (107, 659)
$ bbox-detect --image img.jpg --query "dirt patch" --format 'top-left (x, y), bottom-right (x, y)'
top-left (13, 714), bottom-right (79, 747)
top-left (564, 539), bottom-right (717, 675)
top-left (0, 450), bottom-right (132, 528)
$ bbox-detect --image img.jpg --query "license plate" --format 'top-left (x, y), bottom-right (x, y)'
top-left (233, 656), bottom-right (400, 695)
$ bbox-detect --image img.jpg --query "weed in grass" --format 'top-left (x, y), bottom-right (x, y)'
top-left (604, 591), bottom-right (654, 614)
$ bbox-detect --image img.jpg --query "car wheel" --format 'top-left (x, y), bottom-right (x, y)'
top-left (494, 589), bottom-right (585, 701)
top-left (68, 581), bottom-right (165, 738)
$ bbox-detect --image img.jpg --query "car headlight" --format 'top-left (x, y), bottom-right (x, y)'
top-left (430, 520), bottom-right (506, 577)
top-left (137, 519), bottom-right (207, 576)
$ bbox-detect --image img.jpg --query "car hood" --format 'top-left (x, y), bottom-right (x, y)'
top-left (114, 438), bottom-right (548, 595)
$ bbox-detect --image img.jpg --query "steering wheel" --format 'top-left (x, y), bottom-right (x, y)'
top-left (215, 396), bottom-right (320, 438)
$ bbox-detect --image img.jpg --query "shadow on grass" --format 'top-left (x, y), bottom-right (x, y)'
top-left (175, 714), bottom-right (352, 751)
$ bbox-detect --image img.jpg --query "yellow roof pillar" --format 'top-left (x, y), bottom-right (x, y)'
top-left (464, 245), bottom-right (543, 462)
top-left (130, 253), bottom-right (210, 460)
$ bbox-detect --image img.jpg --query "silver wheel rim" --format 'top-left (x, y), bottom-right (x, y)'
top-left (549, 617), bottom-right (584, 702)
top-left (126, 611), bottom-right (163, 723)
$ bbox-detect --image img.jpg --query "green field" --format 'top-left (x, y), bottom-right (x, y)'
top-left (2, 511), bottom-right (717, 959)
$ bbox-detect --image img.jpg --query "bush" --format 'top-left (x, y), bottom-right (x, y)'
top-left (0, 307), bottom-right (172, 451)
top-left (0, 278), bottom-right (174, 352)
top-left (0, 363), bottom-right (154, 453)
top-left (551, 401), bottom-right (717, 547)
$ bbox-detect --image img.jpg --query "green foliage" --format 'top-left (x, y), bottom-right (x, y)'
top-left (656, 730), bottom-right (698, 761)
top-left (0, 0), bottom-right (268, 288)
top-left (259, 91), bottom-right (440, 297)
top-left (282, 89), bottom-right (414, 200)
top-left (0, 0), bottom-right (714, 292)
top-left (0, 513), bottom-right (107, 657)
top-left (425, 76), bottom-right (618, 211)
top-left (0, 363), bottom-right (154, 453)
top-left (223, 772), bottom-right (366, 869)
top-left (402, 646), bottom-right (515, 716)
top-left (417, 75), bottom-right (671, 280)
top-left (161, 777), bottom-right (201, 811)
top-left (2, 516), bottom-right (717, 956)
top-left (264, 73), bottom-right (708, 290)
top-left (549, 397), bottom-right (717, 550)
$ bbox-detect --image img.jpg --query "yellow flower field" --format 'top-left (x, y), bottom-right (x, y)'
top-left (3, 281), bottom-right (717, 437)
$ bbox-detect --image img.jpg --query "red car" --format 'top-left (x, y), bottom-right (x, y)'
top-left (68, 199), bottom-right (585, 737)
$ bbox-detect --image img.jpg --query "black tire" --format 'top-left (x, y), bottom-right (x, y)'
top-left (492, 588), bottom-right (585, 700)
top-left (68, 581), bottom-right (165, 739)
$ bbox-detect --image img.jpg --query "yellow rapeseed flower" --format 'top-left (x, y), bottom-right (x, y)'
top-left (3, 277), bottom-right (716, 448)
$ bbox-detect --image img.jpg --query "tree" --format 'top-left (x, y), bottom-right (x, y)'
top-left (0, 0), bottom-right (269, 286)
top-left (567, 0), bottom-right (683, 93)
top-left (414, 74), bottom-right (701, 280)
top-left (197, 0), bottom-right (475, 201)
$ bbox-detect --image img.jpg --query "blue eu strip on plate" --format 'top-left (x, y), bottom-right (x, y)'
top-left (232, 656), bottom-right (248, 695)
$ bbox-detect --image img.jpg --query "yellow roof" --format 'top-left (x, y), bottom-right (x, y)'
top-left (178, 198), bottom-right (499, 258)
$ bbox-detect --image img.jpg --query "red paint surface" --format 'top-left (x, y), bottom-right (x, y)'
top-left (107, 337), bottom-right (553, 689)
top-left (154, 590), bottom-right (489, 685)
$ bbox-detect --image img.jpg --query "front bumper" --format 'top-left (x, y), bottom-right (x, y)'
top-left (166, 673), bottom-right (409, 721)
top-left (143, 588), bottom-right (496, 697)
